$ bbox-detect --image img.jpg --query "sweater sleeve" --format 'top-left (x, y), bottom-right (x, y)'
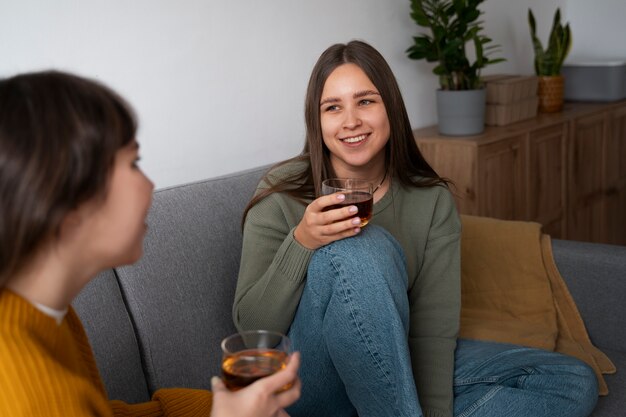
top-left (233, 192), bottom-right (314, 334)
top-left (408, 188), bottom-right (461, 417)
top-left (110, 388), bottom-right (212, 417)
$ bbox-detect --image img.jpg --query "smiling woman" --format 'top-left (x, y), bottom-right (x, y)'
top-left (235, 40), bottom-right (453, 416)
top-left (234, 40), bottom-right (599, 417)
top-left (319, 63), bottom-right (390, 192)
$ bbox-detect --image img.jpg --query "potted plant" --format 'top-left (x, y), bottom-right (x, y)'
top-left (528, 8), bottom-right (572, 113)
top-left (406, 0), bottom-right (504, 136)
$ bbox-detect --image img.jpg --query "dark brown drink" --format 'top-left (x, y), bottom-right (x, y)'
top-left (222, 349), bottom-right (288, 391)
top-left (323, 191), bottom-right (373, 227)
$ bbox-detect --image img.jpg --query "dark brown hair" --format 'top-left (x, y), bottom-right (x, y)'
top-left (242, 40), bottom-right (448, 225)
top-left (0, 70), bottom-right (137, 285)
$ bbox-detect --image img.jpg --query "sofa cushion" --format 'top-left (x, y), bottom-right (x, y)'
top-left (73, 269), bottom-right (151, 403)
top-left (459, 217), bottom-right (616, 394)
top-left (459, 215), bottom-right (558, 350)
top-left (115, 166), bottom-right (267, 394)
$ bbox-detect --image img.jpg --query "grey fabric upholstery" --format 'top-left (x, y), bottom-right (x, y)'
top-left (73, 166), bottom-right (624, 416)
top-left (115, 166), bottom-right (267, 393)
top-left (552, 239), bottom-right (626, 352)
top-left (592, 349), bottom-right (625, 417)
top-left (552, 239), bottom-right (626, 417)
top-left (73, 269), bottom-right (150, 403)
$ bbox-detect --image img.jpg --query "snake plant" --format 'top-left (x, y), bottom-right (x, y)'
top-left (528, 8), bottom-right (572, 76)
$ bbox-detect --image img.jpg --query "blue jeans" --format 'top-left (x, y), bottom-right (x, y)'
top-left (286, 225), bottom-right (598, 417)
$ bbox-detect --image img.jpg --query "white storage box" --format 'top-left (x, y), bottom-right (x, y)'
top-left (562, 61), bottom-right (626, 102)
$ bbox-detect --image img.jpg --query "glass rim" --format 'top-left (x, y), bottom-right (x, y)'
top-left (221, 330), bottom-right (289, 355)
top-left (322, 178), bottom-right (374, 190)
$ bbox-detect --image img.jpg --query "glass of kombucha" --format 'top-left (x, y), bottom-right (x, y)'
top-left (221, 330), bottom-right (291, 391)
top-left (322, 178), bottom-right (374, 227)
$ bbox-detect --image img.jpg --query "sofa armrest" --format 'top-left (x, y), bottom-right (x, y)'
top-left (551, 239), bottom-right (626, 352)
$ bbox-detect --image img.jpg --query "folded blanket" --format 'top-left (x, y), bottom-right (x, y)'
top-left (459, 215), bottom-right (615, 395)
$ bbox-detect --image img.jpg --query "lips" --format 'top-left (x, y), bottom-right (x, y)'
top-left (340, 133), bottom-right (368, 144)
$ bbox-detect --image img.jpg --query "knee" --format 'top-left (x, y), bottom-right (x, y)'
top-left (319, 225), bottom-right (405, 266)
top-left (547, 357), bottom-right (598, 416)
top-left (308, 225), bottom-right (408, 290)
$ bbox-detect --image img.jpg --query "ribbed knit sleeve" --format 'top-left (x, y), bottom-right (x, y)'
top-left (110, 388), bottom-right (212, 416)
top-left (110, 400), bottom-right (164, 416)
top-left (233, 187), bottom-right (313, 333)
top-left (0, 291), bottom-right (113, 416)
top-left (0, 291), bottom-right (214, 417)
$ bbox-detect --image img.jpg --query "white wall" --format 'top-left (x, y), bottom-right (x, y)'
top-left (564, 0), bottom-right (626, 62)
top-left (482, 0), bottom-right (566, 75)
top-left (1, 0), bottom-right (566, 188)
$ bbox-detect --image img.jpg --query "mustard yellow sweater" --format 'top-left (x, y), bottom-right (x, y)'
top-left (0, 289), bottom-right (212, 416)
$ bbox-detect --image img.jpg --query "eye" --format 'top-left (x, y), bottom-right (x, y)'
top-left (324, 104), bottom-right (340, 112)
top-left (359, 99), bottom-right (373, 106)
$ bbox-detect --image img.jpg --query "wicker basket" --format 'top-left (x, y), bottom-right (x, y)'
top-left (482, 75), bottom-right (539, 126)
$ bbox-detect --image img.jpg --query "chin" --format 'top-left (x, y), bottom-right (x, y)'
top-left (116, 248), bottom-right (144, 267)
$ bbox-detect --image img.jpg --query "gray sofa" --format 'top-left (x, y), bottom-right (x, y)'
top-left (73, 165), bottom-right (625, 416)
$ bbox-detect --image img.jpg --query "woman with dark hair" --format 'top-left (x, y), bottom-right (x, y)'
top-left (0, 70), bottom-right (300, 417)
top-left (234, 40), bottom-right (598, 417)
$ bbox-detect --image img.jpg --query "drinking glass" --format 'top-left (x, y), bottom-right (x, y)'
top-left (221, 330), bottom-right (291, 391)
top-left (322, 178), bottom-right (374, 227)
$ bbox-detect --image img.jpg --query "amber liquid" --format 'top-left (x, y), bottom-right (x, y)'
top-left (323, 191), bottom-right (373, 227)
top-left (222, 349), bottom-right (288, 391)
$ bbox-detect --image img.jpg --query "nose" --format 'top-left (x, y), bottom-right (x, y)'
top-left (342, 107), bottom-right (361, 130)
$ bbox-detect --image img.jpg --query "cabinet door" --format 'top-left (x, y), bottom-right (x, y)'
top-left (568, 112), bottom-right (607, 243)
top-left (528, 124), bottom-right (567, 238)
top-left (477, 135), bottom-right (526, 220)
top-left (417, 141), bottom-right (479, 215)
top-left (606, 104), bottom-right (626, 245)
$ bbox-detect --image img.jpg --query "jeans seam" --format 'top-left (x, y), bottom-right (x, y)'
top-left (340, 274), bottom-right (392, 381)
top-left (454, 347), bottom-right (533, 381)
top-left (334, 257), bottom-right (400, 414)
top-left (517, 366), bottom-right (536, 389)
top-left (456, 385), bottom-right (504, 417)
top-left (454, 376), bottom-right (500, 386)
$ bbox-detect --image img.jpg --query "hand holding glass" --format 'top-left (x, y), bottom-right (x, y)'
top-left (322, 178), bottom-right (373, 227)
top-left (221, 330), bottom-right (291, 391)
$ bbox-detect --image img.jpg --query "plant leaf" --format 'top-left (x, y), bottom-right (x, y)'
top-left (407, 0), bottom-right (504, 89)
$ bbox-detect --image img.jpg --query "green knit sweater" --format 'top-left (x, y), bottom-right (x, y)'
top-left (234, 162), bottom-right (461, 417)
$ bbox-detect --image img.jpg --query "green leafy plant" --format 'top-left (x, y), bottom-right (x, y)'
top-left (528, 8), bottom-right (572, 76)
top-left (406, 0), bottom-right (505, 90)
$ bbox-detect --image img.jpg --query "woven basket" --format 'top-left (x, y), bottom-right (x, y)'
top-left (538, 75), bottom-right (564, 113)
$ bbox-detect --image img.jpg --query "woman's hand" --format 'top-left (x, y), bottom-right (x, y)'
top-left (294, 193), bottom-right (362, 249)
top-left (210, 352), bottom-right (301, 417)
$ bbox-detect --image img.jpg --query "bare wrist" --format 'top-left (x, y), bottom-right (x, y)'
top-left (294, 225), bottom-right (316, 250)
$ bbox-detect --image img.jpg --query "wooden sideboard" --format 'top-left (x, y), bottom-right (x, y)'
top-left (413, 101), bottom-right (626, 245)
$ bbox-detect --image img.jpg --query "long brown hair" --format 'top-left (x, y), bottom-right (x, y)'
top-left (0, 71), bottom-right (137, 285)
top-left (242, 40), bottom-right (448, 225)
